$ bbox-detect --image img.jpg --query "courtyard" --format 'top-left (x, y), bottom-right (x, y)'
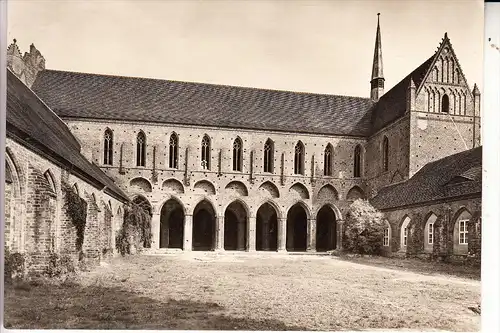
top-left (4, 253), bottom-right (480, 331)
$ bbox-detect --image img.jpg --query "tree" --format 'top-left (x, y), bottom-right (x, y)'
top-left (343, 199), bottom-right (386, 255)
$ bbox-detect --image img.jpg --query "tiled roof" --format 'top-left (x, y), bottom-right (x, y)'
top-left (6, 70), bottom-right (129, 203)
top-left (371, 146), bottom-right (482, 210)
top-left (370, 55), bottom-right (436, 133)
top-left (31, 70), bottom-right (375, 136)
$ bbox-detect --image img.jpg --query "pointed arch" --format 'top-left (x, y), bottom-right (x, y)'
top-left (224, 199), bottom-right (249, 251)
top-left (441, 94), bottom-right (450, 113)
top-left (400, 215), bottom-right (411, 251)
top-left (132, 195), bottom-right (153, 216)
top-left (317, 184), bottom-right (339, 201)
top-left (424, 212), bottom-right (438, 253)
top-left (201, 134), bottom-right (211, 170)
top-left (130, 177), bottom-right (153, 193)
top-left (382, 136), bottom-right (389, 172)
top-left (162, 179), bottom-right (184, 194)
top-left (452, 207), bottom-right (472, 254)
top-left (168, 132), bottom-right (179, 169)
top-left (225, 181), bottom-right (248, 196)
top-left (263, 138), bottom-right (274, 173)
top-left (346, 186), bottom-right (365, 201)
top-left (383, 219), bottom-right (391, 247)
top-left (353, 145), bottom-right (362, 178)
top-left (43, 169), bottom-right (57, 195)
top-left (258, 181), bottom-right (280, 198)
top-left (194, 180), bottom-right (216, 195)
top-left (136, 131), bottom-right (146, 167)
top-left (232, 137), bottom-right (243, 172)
top-left (290, 182), bottom-right (309, 200)
top-left (103, 128), bottom-right (113, 165)
top-left (294, 141), bottom-right (305, 175)
top-left (72, 183), bottom-right (80, 197)
top-left (324, 143), bottom-right (333, 176)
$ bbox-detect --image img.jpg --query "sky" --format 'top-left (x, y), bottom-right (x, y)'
top-left (7, 0), bottom-right (485, 98)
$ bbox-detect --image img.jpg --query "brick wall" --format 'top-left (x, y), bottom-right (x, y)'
top-left (4, 138), bottom-right (126, 272)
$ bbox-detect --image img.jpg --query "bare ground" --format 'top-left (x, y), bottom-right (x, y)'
top-left (3, 252), bottom-right (481, 331)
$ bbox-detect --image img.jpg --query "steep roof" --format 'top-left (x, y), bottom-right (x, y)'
top-left (6, 70), bottom-right (129, 203)
top-left (371, 146), bottom-right (482, 210)
top-left (370, 54), bottom-right (436, 133)
top-left (31, 70), bottom-right (375, 137)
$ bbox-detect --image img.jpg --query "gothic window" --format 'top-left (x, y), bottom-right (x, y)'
top-left (233, 137), bottom-right (242, 172)
top-left (442, 94), bottom-right (450, 113)
top-left (201, 135), bottom-right (211, 170)
top-left (263, 139), bottom-right (274, 173)
top-left (136, 131), bottom-right (146, 167)
top-left (169, 133), bottom-right (179, 169)
top-left (382, 136), bottom-right (389, 172)
top-left (103, 129), bottom-right (113, 165)
top-left (294, 141), bottom-right (305, 175)
top-left (428, 222), bottom-right (434, 244)
top-left (324, 144), bottom-right (333, 176)
top-left (383, 228), bottom-right (390, 246)
top-left (459, 219), bottom-right (469, 244)
top-left (353, 145), bottom-right (362, 178)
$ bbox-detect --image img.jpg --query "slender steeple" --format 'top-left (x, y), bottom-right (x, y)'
top-left (370, 13), bottom-right (385, 101)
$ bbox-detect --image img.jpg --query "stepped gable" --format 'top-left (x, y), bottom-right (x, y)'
top-left (31, 70), bottom-right (375, 136)
top-left (371, 146), bottom-right (482, 210)
top-left (6, 69), bottom-right (129, 203)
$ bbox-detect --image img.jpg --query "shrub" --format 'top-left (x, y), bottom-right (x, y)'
top-left (116, 203), bottom-right (152, 255)
top-left (61, 182), bottom-right (87, 255)
top-left (45, 252), bottom-right (77, 278)
top-left (4, 248), bottom-right (26, 283)
top-left (343, 199), bottom-right (386, 255)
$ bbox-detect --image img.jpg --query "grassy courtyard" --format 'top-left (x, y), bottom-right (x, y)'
top-left (4, 253), bottom-right (480, 331)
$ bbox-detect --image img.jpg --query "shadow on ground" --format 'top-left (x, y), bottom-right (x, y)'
top-left (4, 280), bottom-right (308, 330)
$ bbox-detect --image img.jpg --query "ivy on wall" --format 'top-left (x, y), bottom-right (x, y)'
top-left (115, 203), bottom-right (152, 255)
top-left (61, 182), bottom-right (87, 254)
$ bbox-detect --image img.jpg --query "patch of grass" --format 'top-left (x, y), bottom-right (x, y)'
top-left (4, 254), bottom-right (480, 331)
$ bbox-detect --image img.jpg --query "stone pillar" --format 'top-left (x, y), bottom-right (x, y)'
top-left (215, 215), bottom-right (224, 251)
top-left (247, 216), bottom-right (256, 252)
top-left (278, 218), bottom-right (287, 252)
top-left (307, 218), bottom-right (317, 252)
top-left (151, 213), bottom-right (161, 250)
top-left (183, 214), bottom-right (193, 251)
top-left (336, 220), bottom-right (344, 250)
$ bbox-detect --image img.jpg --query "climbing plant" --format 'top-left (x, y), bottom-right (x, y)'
top-left (61, 181), bottom-right (87, 254)
top-left (115, 203), bottom-right (152, 255)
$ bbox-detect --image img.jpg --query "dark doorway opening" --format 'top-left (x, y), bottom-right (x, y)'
top-left (286, 204), bottom-right (308, 251)
top-left (160, 199), bottom-right (184, 249)
top-left (193, 200), bottom-right (216, 251)
top-left (224, 201), bottom-right (247, 251)
top-left (316, 205), bottom-right (337, 252)
top-left (256, 203), bottom-right (278, 251)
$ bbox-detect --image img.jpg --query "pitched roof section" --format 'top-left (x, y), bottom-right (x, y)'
top-left (371, 146), bottom-right (482, 210)
top-left (31, 70), bottom-right (375, 136)
top-left (370, 54), bottom-right (436, 133)
top-left (6, 70), bottom-right (129, 203)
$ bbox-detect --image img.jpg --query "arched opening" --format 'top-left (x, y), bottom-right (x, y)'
top-left (400, 216), bottom-right (411, 252)
top-left (424, 213), bottom-right (438, 253)
top-left (382, 136), bottom-right (389, 172)
top-left (136, 131), bottom-right (146, 167)
top-left (383, 220), bottom-right (391, 247)
top-left (286, 203), bottom-right (308, 252)
top-left (354, 145), bottom-right (362, 178)
top-left (201, 135), bottom-right (211, 170)
top-left (441, 94), bottom-right (450, 113)
top-left (233, 137), bottom-right (243, 172)
top-left (294, 141), bottom-right (305, 175)
top-left (324, 144), bottom-right (333, 176)
top-left (256, 202), bottom-right (278, 251)
top-left (453, 208), bottom-right (471, 255)
top-left (316, 205), bottom-right (337, 252)
top-left (224, 201), bottom-right (248, 251)
top-left (160, 199), bottom-right (185, 249)
top-left (193, 200), bottom-right (216, 251)
top-left (103, 128), bottom-right (113, 165)
top-left (169, 132), bottom-right (179, 169)
top-left (263, 139), bottom-right (274, 173)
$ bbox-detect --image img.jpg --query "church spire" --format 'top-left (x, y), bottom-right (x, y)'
top-left (370, 13), bottom-right (385, 101)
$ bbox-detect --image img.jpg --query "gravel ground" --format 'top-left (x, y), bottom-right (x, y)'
top-left (4, 252), bottom-right (481, 331)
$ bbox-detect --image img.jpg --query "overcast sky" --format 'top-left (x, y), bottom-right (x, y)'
top-left (7, 0), bottom-right (484, 98)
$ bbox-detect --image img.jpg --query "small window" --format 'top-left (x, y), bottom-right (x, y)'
top-left (294, 141), bottom-right (305, 175)
top-left (442, 94), bottom-right (450, 113)
top-left (169, 133), bottom-right (179, 169)
top-left (383, 228), bottom-right (390, 246)
top-left (201, 135), bottom-right (211, 170)
top-left (403, 227), bottom-right (408, 246)
top-left (233, 137), bottom-right (243, 172)
top-left (324, 144), bottom-right (333, 176)
top-left (428, 223), bottom-right (434, 244)
top-left (382, 136), bottom-right (389, 172)
top-left (136, 131), bottom-right (146, 167)
top-left (354, 145), bottom-right (362, 178)
top-left (459, 219), bottom-right (469, 244)
top-left (103, 129), bottom-right (113, 165)
top-left (263, 139), bottom-right (274, 173)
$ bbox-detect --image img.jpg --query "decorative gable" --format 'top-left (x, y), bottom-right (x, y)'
top-left (416, 34), bottom-right (475, 116)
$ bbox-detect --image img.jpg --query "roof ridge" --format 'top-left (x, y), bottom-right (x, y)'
top-left (40, 68), bottom-right (373, 101)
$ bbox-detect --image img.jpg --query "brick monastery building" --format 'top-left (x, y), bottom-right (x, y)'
top-left (4, 16), bottom-right (482, 266)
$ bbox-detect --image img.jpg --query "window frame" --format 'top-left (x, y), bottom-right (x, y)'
top-left (103, 129), bottom-right (113, 166)
top-left (201, 135), bottom-right (211, 170)
top-left (136, 131), bottom-right (146, 167)
top-left (459, 219), bottom-right (469, 245)
top-left (294, 141), bottom-right (305, 175)
top-left (324, 144), bottom-right (333, 176)
top-left (263, 139), bottom-right (274, 173)
top-left (169, 133), bottom-right (179, 169)
top-left (232, 137), bottom-right (243, 172)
